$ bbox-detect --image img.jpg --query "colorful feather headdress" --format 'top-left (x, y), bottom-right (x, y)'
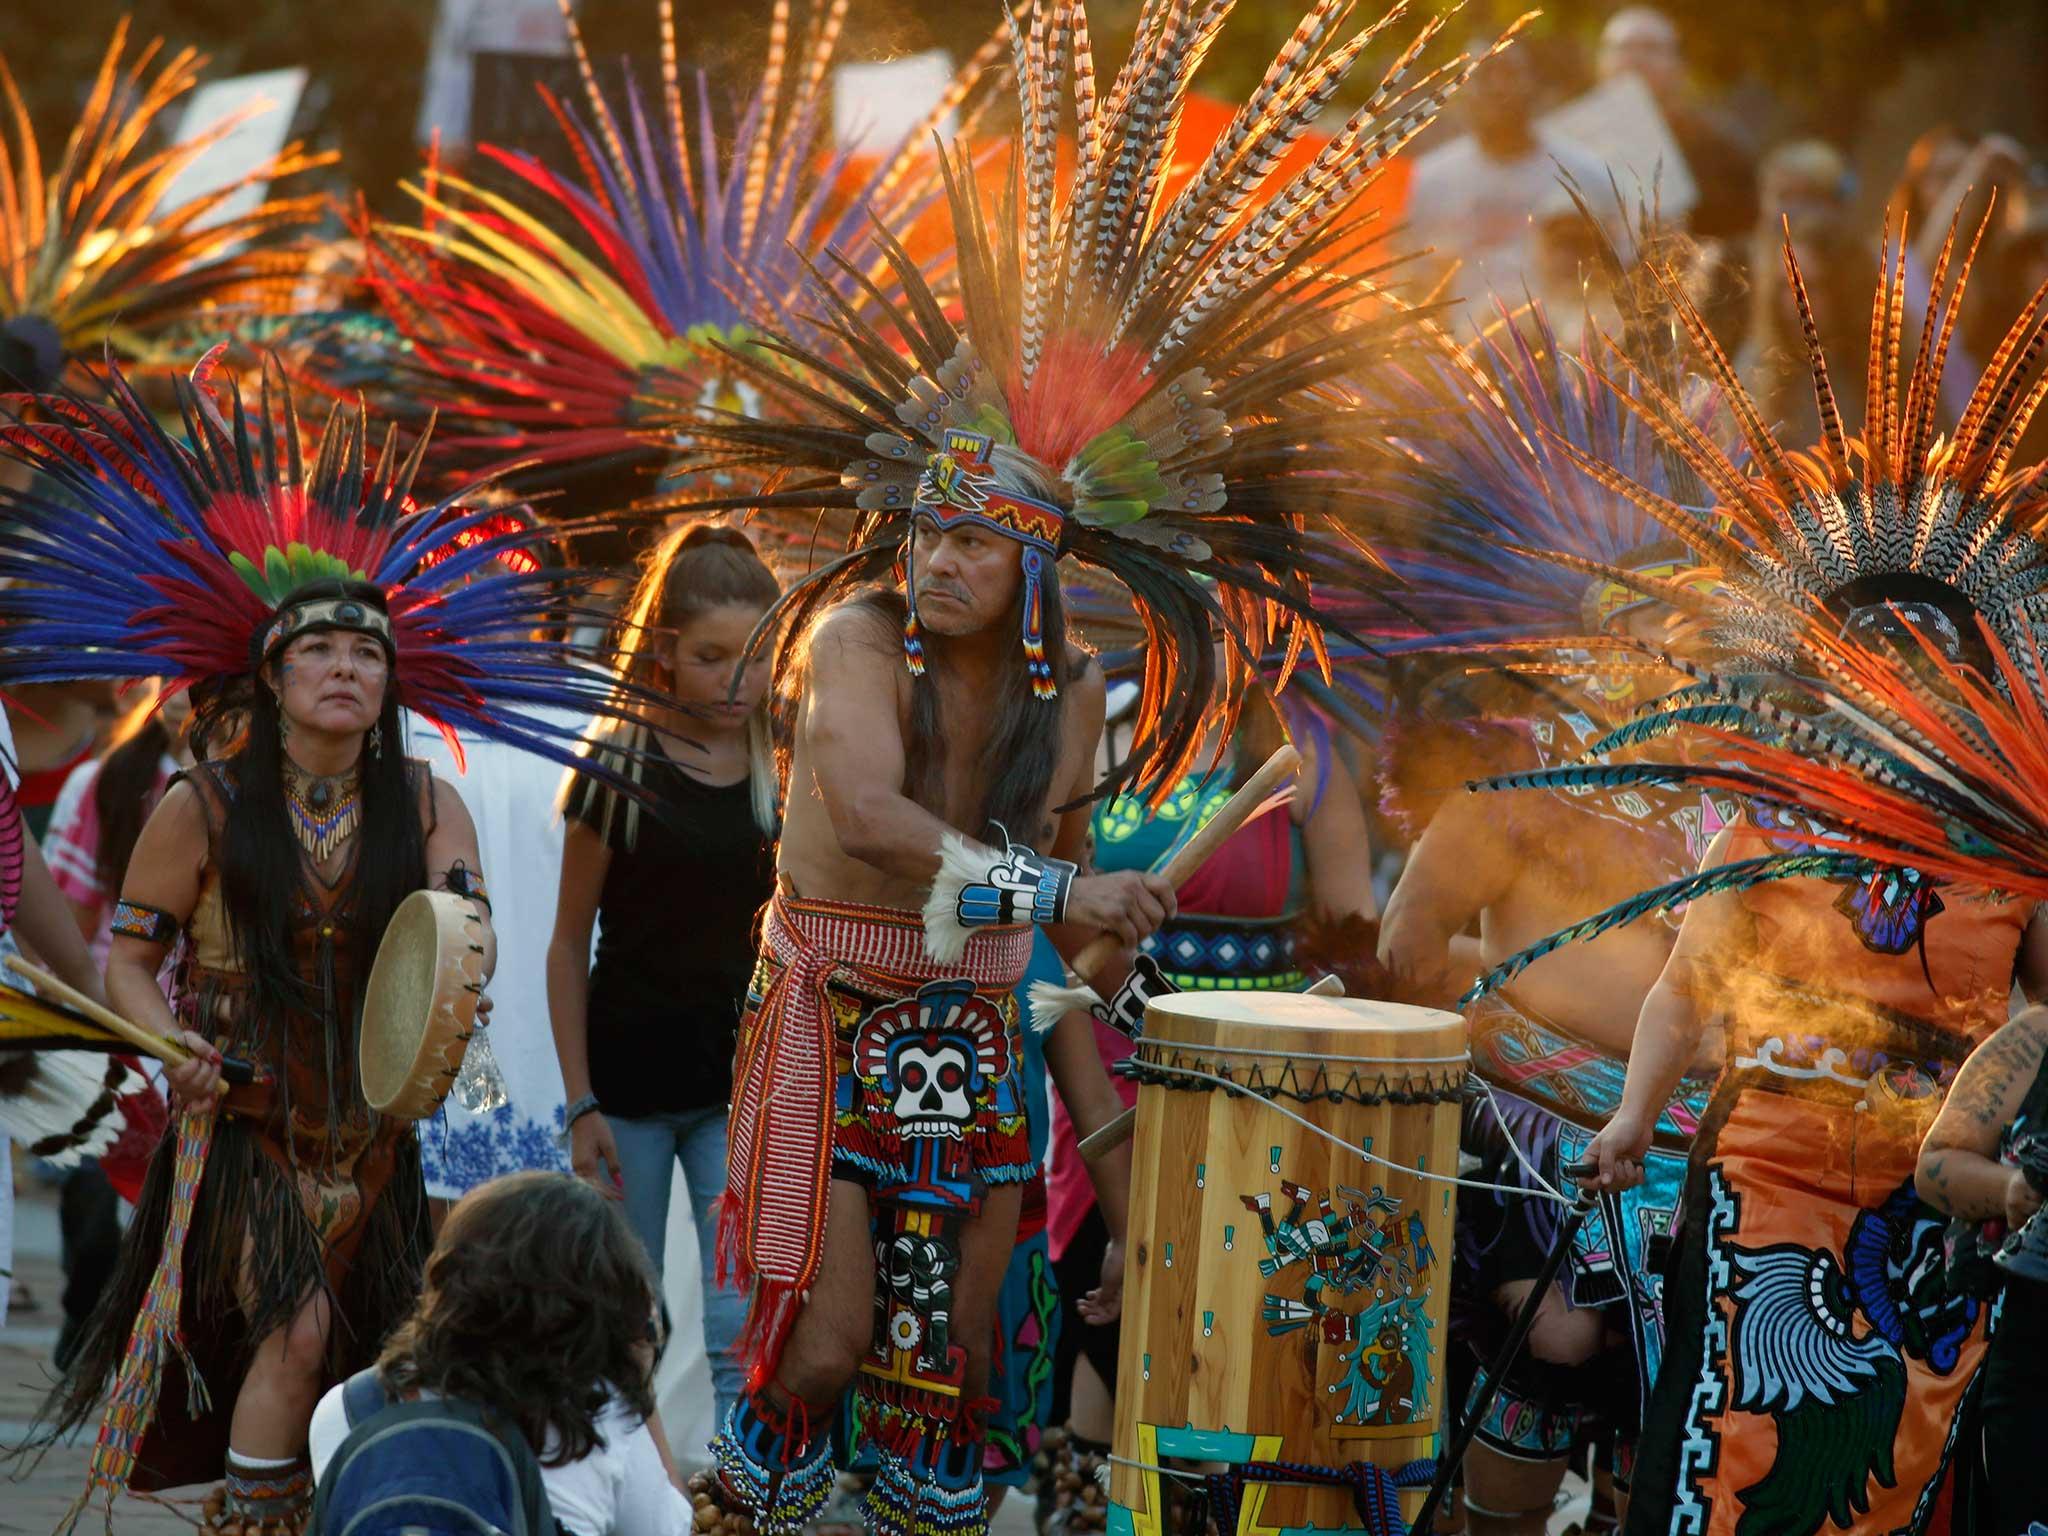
top-left (670, 0), bottom-right (1527, 800)
top-left (1369, 303), bottom-right (1724, 660)
top-left (1543, 211), bottom-right (2048, 681)
top-left (356, 0), bottom-right (1010, 490)
top-left (0, 351), bottom-right (648, 775)
top-left (1460, 618), bottom-right (2048, 998)
top-left (1451, 211), bottom-right (2048, 994)
top-left (0, 21), bottom-right (328, 391)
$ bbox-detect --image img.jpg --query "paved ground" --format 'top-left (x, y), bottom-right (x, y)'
top-left (3, 1177), bottom-right (192, 1535)
top-left (3, 1171), bottom-right (1581, 1535)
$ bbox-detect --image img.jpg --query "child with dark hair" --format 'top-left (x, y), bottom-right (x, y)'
top-left (309, 1171), bottom-right (690, 1535)
top-left (548, 522), bottom-right (781, 1435)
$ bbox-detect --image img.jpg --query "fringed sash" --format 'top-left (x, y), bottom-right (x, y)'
top-left (63, 1103), bottom-right (217, 1530)
top-left (718, 894), bottom-right (1030, 1393)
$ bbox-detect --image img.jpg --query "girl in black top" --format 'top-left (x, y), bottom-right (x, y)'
top-left (548, 524), bottom-right (779, 1433)
top-left (1915, 1004), bottom-right (2048, 1535)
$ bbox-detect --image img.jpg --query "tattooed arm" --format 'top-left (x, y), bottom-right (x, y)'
top-left (1916, 1005), bottom-right (2048, 1226)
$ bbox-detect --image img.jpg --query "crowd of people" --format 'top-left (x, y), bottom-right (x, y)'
top-left (4, 4), bottom-right (2048, 1536)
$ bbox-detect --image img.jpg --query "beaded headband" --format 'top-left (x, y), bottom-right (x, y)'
top-left (904, 429), bottom-right (1063, 700)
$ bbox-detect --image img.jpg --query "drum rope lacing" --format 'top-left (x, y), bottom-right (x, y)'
top-left (1124, 1054), bottom-right (1574, 1205)
top-left (1120, 1045), bottom-right (1470, 1107)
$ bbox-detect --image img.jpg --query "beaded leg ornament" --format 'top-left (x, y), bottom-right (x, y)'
top-left (867, 1434), bottom-right (987, 1536)
top-left (710, 1391), bottom-right (836, 1536)
top-left (63, 1105), bottom-right (218, 1531)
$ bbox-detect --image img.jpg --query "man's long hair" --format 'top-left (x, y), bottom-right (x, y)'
top-left (848, 567), bottom-right (1073, 846)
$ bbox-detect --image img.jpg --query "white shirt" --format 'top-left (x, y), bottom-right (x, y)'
top-left (309, 1379), bottom-right (691, 1536)
top-left (1404, 127), bottom-right (1614, 296)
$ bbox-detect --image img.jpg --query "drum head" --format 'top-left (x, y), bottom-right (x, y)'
top-left (1141, 989), bottom-right (1466, 1061)
top-left (360, 890), bottom-right (446, 1114)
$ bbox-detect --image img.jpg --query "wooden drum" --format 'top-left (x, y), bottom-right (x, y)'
top-left (359, 889), bottom-right (486, 1120)
top-left (1109, 991), bottom-right (1467, 1536)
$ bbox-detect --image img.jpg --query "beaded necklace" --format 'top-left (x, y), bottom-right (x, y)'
top-left (282, 756), bottom-right (362, 862)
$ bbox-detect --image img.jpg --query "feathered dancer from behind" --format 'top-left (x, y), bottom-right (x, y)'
top-left (1458, 619), bottom-right (2048, 998)
top-left (0, 350), bottom-right (660, 779)
top-left (667, 0), bottom-right (1532, 805)
top-left (358, 0), bottom-right (1012, 491)
top-left (1450, 205), bottom-right (2048, 998)
top-left (0, 21), bottom-right (329, 391)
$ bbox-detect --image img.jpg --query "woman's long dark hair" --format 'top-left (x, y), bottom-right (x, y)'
top-left (377, 1171), bottom-right (661, 1465)
top-left (216, 579), bottom-right (426, 1031)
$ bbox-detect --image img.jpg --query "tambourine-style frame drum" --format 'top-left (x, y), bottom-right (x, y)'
top-left (1109, 992), bottom-right (1467, 1536)
top-left (359, 889), bottom-right (487, 1120)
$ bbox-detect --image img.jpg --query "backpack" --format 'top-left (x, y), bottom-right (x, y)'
top-left (309, 1369), bottom-right (558, 1536)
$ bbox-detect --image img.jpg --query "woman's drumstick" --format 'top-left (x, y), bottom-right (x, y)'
top-left (5, 957), bottom-right (255, 1086)
top-left (1027, 743), bottom-right (1301, 1032)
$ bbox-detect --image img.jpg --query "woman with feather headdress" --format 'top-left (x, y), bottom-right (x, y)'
top-left (1460, 215), bottom-right (2048, 1536)
top-left (648, 2), bottom-right (1519, 1532)
top-left (5, 355), bottom-right (654, 1536)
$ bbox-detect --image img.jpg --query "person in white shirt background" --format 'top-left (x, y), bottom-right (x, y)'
top-left (1403, 38), bottom-right (1612, 300)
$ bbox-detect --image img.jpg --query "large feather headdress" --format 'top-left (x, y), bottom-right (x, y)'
top-left (670, 0), bottom-right (1527, 800)
top-left (1460, 618), bottom-right (2048, 998)
top-left (1547, 211), bottom-right (2048, 680)
top-left (0, 352), bottom-right (648, 776)
top-left (1453, 212), bottom-right (2048, 995)
top-left (0, 21), bottom-right (327, 391)
top-left (1369, 305), bottom-right (1720, 658)
top-left (356, 0), bottom-right (1010, 490)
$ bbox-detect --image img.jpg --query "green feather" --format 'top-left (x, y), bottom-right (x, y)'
top-left (1070, 423), bottom-right (1169, 526)
top-left (227, 550), bottom-right (268, 600)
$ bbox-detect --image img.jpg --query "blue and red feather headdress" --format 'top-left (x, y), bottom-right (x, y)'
top-left (355, 0), bottom-right (1010, 491)
top-left (0, 351), bottom-right (648, 777)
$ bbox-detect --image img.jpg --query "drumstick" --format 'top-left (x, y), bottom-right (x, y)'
top-left (1075, 971), bottom-right (1344, 1162)
top-left (1027, 744), bottom-right (1301, 1033)
top-left (5, 958), bottom-right (254, 1087)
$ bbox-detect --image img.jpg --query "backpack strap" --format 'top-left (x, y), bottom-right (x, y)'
top-left (341, 1368), bottom-right (387, 1429)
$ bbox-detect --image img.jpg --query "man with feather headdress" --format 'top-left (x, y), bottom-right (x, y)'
top-left (1454, 215), bottom-right (2048, 1536)
top-left (669, 3), bottom-right (1520, 1532)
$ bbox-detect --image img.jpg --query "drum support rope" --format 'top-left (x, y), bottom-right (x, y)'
top-left (1109, 1454), bottom-right (1438, 1536)
top-left (1127, 1056), bottom-right (1574, 1205)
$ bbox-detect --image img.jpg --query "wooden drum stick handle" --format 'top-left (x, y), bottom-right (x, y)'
top-left (5, 957), bottom-right (192, 1065)
top-left (5, 957), bottom-right (256, 1087)
top-left (1068, 743), bottom-right (1301, 979)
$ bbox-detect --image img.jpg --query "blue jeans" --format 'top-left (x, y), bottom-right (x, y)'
top-left (609, 1107), bottom-right (744, 1425)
